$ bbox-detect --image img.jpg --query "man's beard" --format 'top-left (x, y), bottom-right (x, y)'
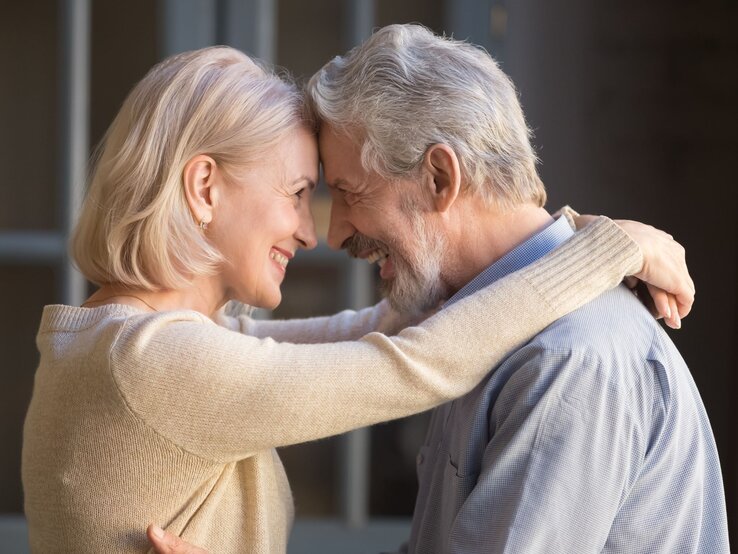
top-left (346, 209), bottom-right (447, 315)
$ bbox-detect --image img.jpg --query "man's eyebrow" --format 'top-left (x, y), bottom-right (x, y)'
top-left (325, 177), bottom-right (350, 190)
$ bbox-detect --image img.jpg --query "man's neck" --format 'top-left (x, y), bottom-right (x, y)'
top-left (440, 201), bottom-right (554, 296)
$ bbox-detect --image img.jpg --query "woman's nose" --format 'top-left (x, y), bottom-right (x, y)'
top-left (296, 210), bottom-right (317, 250)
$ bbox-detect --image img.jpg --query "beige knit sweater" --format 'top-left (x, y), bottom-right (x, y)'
top-left (22, 217), bottom-right (641, 553)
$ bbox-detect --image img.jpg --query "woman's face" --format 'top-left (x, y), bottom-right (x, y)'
top-left (211, 127), bottom-right (318, 309)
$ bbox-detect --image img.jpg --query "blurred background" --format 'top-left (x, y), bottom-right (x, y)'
top-left (1, 0), bottom-right (736, 552)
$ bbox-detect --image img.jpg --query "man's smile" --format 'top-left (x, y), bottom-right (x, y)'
top-left (364, 247), bottom-right (389, 268)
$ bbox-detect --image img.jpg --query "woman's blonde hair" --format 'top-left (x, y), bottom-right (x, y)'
top-left (71, 46), bottom-right (307, 290)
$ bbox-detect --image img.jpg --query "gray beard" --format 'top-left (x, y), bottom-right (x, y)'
top-left (344, 201), bottom-right (448, 315)
top-left (380, 209), bottom-right (447, 315)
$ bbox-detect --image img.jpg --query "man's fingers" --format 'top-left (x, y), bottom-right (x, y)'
top-left (147, 524), bottom-right (209, 554)
top-left (147, 524), bottom-right (176, 553)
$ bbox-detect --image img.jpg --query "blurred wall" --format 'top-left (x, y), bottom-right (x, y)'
top-left (0, 0), bottom-right (159, 513)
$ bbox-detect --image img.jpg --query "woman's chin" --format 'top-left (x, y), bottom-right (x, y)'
top-left (252, 295), bottom-right (282, 312)
top-left (229, 287), bottom-right (282, 312)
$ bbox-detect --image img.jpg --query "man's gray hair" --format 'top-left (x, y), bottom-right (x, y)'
top-left (307, 24), bottom-right (546, 209)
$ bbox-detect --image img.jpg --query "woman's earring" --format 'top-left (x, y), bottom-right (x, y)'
top-left (199, 218), bottom-right (210, 230)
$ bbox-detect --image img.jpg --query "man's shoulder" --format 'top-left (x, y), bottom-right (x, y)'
top-left (530, 285), bottom-right (663, 361)
top-left (493, 285), bottom-right (684, 396)
top-left (476, 286), bottom-right (693, 444)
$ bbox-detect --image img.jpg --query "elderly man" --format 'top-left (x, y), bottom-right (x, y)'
top-left (150, 24), bottom-right (728, 553)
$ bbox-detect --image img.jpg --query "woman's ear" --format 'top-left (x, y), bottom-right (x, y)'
top-left (422, 144), bottom-right (461, 213)
top-left (183, 155), bottom-right (218, 225)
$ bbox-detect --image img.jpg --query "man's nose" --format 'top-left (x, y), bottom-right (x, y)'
top-left (326, 201), bottom-right (355, 251)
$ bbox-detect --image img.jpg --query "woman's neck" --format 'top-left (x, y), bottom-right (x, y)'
top-left (83, 277), bottom-right (228, 319)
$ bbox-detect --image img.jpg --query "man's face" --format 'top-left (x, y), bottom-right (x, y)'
top-left (319, 125), bottom-right (448, 314)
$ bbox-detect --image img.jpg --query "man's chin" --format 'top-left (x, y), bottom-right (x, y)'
top-left (382, 280), bottom-right (446, 315)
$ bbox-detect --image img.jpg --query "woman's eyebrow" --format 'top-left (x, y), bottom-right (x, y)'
top-left (291, 175), bottom-right (317, 190)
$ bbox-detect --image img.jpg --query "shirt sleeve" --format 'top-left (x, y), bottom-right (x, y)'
top-left (446, 346), bottom-right (647, 554)
top-left (110, 217), bottom-right (642, 462)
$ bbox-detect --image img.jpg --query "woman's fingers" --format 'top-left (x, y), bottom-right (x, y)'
top-left (623, 276), bottom-right (639, 290)
top-left (645, 284), bottom-right (682, 329)
top-left (666, 293), bottom-right (681, 329)
top-left (646, 284), bottom-right (670, 320)
top-left (614, 219), bottom-right (695, 320)
top-left (677, 295), bottom-right (693, 319)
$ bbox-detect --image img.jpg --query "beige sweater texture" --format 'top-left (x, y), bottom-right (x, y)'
top-left (22, 217), bottom-right (641, 553)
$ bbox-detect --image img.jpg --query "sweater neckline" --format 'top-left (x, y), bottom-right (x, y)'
top-left (40, 303), bottom-right (214, 332)
top-left (40, 303), bottom-right (147, 332)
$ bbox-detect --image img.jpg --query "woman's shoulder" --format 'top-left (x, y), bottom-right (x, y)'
top-left (108, 306), bottom-right (217, 347)
top-left (109, 306), bottom-right (237, 374)
top-left (41, 303), bottom-right (212, 328)
top-left (38, 303), bottom-right (218, 359)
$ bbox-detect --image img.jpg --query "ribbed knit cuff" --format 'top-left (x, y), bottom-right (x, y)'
top-left (551, 205), bottom-right (580, 230)
top-left (520, 216), bottom-right (643, 314)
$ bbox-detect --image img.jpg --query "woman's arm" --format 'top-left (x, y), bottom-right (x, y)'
top-left (555, 206), bottom-right (693, 329)
top-left (223, 212), bottom-right (692, 342)
top-left (613, 219), bottom-right (692, 327)
top-left (113, 216), bottom-right (642, 461)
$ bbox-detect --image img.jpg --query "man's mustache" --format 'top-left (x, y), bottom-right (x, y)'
top-left (344, 234), bottom-right (387, 258)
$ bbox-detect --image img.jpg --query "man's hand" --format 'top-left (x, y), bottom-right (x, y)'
top-left (573, 214), bottom-right (695, 329)
top-left (147, 524), bottom-right (209, 554)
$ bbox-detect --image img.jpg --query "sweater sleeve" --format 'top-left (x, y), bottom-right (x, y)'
top-left (216, 300), bottom-right (418, 343)
top-left (112, 216), bottom-right (642, 462)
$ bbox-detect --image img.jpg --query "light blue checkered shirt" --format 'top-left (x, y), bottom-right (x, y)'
top-left (396, 216), bottom-right (729, 553)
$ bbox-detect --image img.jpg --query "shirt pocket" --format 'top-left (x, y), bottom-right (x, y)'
top-left (435, 453), bottom-right (479, 545)
top-left (416, 445), bottom-right (431, 480)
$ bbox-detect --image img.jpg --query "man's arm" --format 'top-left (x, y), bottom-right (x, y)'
top-left (146, 525), bottom-right (411, 554)
top-left (147, 524), bottom-right (208, 554)
top-left (217, 299), bottom-right (424, 343)
top-left (147, 349), bottom-right (643, 554)
top-left (143, 219), bottom-right (692, 553)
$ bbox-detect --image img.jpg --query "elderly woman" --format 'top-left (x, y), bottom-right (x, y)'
top-left (22, 46), bottom-right (689, 553)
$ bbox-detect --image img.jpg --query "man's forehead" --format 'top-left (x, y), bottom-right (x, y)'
top-left (319, 131), bottom-right (366, 185)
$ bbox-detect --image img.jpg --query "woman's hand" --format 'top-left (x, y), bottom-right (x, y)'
top-left (573, 214), bottom-right (694, 329)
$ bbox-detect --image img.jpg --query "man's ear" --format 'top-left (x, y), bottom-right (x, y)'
top-left (422, 144), bottom-right (461, 213)
top-left (183, 155), bottom-right (218, 225)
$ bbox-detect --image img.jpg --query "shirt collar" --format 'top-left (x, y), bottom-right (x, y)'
top-left (443, 215), bottom-right (575, 308)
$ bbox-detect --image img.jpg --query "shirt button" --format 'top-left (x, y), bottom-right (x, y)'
top-left (417, 453), bottom-right (425, 465)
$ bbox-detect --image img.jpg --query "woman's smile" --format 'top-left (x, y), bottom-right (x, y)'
top-left (269, 247), bottom-right (293, 273)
